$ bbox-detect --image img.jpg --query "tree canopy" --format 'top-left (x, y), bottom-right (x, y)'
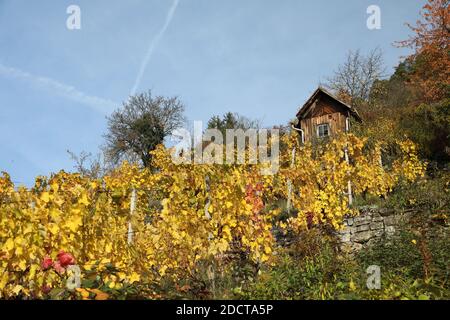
top-left (104, 91), bottom-right (185, 167)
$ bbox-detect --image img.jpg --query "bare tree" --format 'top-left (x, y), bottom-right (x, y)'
top-left (103, 91), bottom-right (185, 167)
top-left (67, 150), bottom-right (106, 179)
top-left (324, 48), bottom-right (386, 107)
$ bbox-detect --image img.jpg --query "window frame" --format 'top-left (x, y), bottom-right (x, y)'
top-left (316, 123), bottom-right (331, 138)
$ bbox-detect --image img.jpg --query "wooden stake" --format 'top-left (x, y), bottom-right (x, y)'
top-left (128, 188), bottom-right (136, 244)
top-left (287, 147), bottom-right (296, 213)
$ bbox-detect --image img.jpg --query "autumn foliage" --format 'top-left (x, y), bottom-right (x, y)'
top-left (0, 134), bottom-right (425, 299)
top-left (396, 0), bottom-right (450, 102)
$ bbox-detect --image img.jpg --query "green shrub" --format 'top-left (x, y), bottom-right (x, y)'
top-left (384, 171), bottom-right (449, 212)
top-left (238, 223), bottom-right (449, 300)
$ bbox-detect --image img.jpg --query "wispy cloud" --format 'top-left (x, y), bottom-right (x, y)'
top-left (0, 63), bottom-right (118, 114)
top-left (130, 0), bottom-right (180, 96)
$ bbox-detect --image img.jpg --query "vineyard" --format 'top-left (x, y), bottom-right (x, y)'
top-left (0, 133), bottom-right (426, 299)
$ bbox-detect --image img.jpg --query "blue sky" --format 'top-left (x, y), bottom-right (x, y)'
top-left (0, 0), bottom-right (424, 186)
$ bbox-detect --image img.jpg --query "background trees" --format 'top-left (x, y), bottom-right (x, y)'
top-left (67, 150), bottom-right (105, 179)
top-left (395, 0), bottom-right (449, 103)
top-left (324, 48), bottom-right (385, 108)
top-left (207, 112), bottom-right (261, 136)
top-left (329, 0), bottom-right (449, 164)
top-left (103, 91), bottom-right (185, 168)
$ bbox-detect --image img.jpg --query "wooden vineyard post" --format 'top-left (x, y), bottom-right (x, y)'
top-left (345, 116), bottom-right (353, 206)
top-left (286, 147), bottom-right (296, 213)
top-left (127, 188), bottom-right (136, 244)
top-left (344, 147), bottom-right (353, 206)
top-left (204, 175), bottom-right (211, 220)
top-left (204, 175), bottom-right (216, 298)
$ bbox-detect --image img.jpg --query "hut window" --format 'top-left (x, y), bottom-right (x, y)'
top-left (317, 123), bottom-right (330, 138)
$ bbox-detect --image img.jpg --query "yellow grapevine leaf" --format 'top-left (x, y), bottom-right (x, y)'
top-left (222, 225), bottom-right (231, 238)
top-left (15, 246), bottom-right (23, 255)
top-left (66, 216), bottom-right (83, 233)
top-left (0, 272), bottom-right (9, 290)
top-left (3, 238), bottom-right (14, 252)
top-left (18, 259), bottom-right (27, 271)
top-left (78, 193), bottom-right (89, 206)
top-left (105, 243), bottom-right (113, 254)
top-left (76, 288), bottom-right (90, 299)
top-left (40, 192), bottom-right (51, 203)
top-left (90, 181), bottom-right (98, 189)
top-left (48, 223), bottom-right (59, 235)
top-left (50, 182), bottom-right (59, 192)
top-left (12, 285), bottom-right (24, 295)
top-left (50, 208), bottom-right (61, 221)
top-left (93, 290), bottom-right (109, 300)
top-left (129, 272), bottom-right (140, 284)
top-left (28, 264), bottom-right (38, 280)
top-left (23, 224), bottom-right (33, 234)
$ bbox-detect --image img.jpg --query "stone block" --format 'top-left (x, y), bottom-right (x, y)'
top-left (354, 216), bottom-right (371, 226)
top-left (339, 233), bottom-right (351, 243)
top-left (385, 226), bottom-right (396, 235)
top-left (356, 224), bottom-right (370, 232)
top-left (372, 214), bottom-right (384, 222)
top-left (352, 231), bottom-right (373, 243)
top-left (370, 221), bottom-right (384, 230)
top-left (379, 208), bottom-right (395, 217)
top-left (373, 229), bottom-right (384, 237)
top-left (384, 216), bottom-right (398, 226)
top-left (339, 227), bottom-right (351, 235)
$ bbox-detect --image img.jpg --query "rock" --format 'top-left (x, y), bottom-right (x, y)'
top-left (370, 221), bottom-right (384, 230)
top-left (351, 243), bottom-right (363, 251)
top-left (354, 216), bottom-right (371, 226)
top-left (352, 231), bottom-right (373, 243)
top-left (339, 207), bottom-right (415, 253)
top-left (372, 214), bottom-right (384, 222)
top-left (339, 227), bottom-right (351, 235)
top-left (356, 224), bottom-right (370, 232)
top-left (360, 205), bottom-right (379, 212)
top-left (379, 208), bottom-right (395, 217)
top-left (385, 226), bottom-right (396, 235)
top-left (384, 215), bottom-right (398, 226)
top-left (339, 233), bottom-right (351, 243)
top-left (373, 229), bottom-right (384, 237)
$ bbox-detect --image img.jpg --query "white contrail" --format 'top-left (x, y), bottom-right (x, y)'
top-left (130, 0), bottom-right (180, 96)
top-left (0, 63), bottom-right (118, 114)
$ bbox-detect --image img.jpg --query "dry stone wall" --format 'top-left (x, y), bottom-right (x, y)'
top-left (337, 206), bottom-right (414, 252)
